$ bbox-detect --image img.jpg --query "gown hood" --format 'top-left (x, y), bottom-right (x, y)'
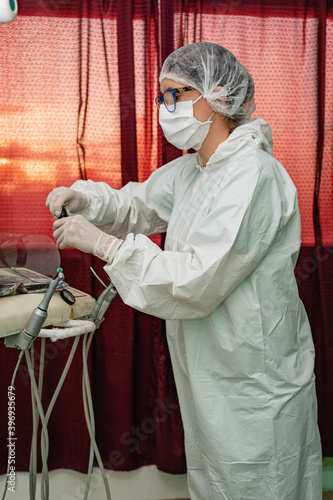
top-left (198, 117), bottom-right (274, 169)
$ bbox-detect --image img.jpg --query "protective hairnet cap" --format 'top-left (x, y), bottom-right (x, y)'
top-left (159, 42), bottom-right (256, 123)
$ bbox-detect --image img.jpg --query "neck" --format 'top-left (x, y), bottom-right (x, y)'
top-left (197, 116), bottom-right (234, 167)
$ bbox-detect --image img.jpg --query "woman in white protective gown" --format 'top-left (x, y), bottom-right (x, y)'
top-left (46, 42), bottom-right (322, 500)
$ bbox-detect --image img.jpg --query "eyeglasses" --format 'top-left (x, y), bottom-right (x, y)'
top-left (155, 86), bottom-right (195, 113)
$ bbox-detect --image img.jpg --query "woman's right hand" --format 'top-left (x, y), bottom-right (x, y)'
top-left (46, 187), bottom-right (90, 219)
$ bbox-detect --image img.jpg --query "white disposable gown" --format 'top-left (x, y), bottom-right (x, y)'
top-left (72, 118), bottom-right (322, 499)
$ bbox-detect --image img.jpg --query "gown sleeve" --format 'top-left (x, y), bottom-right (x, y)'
top-left (105, 153), bottom-right (300, 320)
top-left (70, 157), bottom-right (183, 239)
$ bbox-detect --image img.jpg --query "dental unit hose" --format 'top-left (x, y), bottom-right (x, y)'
top-left (88, 283), bottom-right (117, 329)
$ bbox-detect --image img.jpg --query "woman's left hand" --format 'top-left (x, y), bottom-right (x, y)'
top-left (53, 214), bottom-right (103, 253)
top-left (53, 214), bottom-right (124, 263)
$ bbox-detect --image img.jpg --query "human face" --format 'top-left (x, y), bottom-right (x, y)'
top-left (159, 79), bottom-right (214, 123)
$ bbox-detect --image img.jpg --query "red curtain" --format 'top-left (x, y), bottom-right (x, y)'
top-left (0, 0), bottom-right (333, 477)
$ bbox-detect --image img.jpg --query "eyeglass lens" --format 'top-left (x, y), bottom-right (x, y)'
top-left (163, 90), bottom-right (176, 111)
top-left (155, 89), bottom-right (176, 112)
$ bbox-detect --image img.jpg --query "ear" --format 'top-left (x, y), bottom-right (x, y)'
top-left (213, 85), bottom-right (227, 96)
top-left (212, 86), bottom-right (227, 105)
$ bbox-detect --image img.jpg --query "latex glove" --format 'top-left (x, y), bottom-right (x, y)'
top-left (46, 187), bottom-right (90, 219)
top-left (53, 215), bottom-right (123, 263)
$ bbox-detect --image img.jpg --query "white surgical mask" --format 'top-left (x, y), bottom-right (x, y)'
top-left (159, 95), bottom-right (215, 151)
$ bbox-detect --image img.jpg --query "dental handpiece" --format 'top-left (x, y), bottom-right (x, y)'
top-left (17, 268), bottom-right (65, 350)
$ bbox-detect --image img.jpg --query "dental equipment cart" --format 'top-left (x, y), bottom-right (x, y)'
top-left (0, 235), bottom-right (116, 500)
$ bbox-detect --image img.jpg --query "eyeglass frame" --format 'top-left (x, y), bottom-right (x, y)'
top-left (155, 86), bottom-right (196, 113)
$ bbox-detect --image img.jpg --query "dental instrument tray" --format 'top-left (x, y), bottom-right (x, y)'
top-left (0, 267), bottom-right (68, 297)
